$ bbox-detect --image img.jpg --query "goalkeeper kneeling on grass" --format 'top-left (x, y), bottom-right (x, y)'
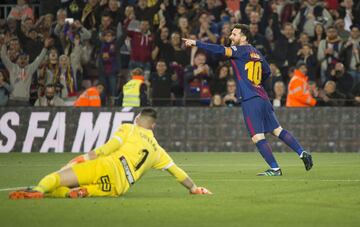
top-left (10, 108), bottom-right (211, 199)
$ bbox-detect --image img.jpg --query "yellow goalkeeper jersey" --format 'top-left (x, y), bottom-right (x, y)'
top-left (93, 123), bottom-right (174, 195)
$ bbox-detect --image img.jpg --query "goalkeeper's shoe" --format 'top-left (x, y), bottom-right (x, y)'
top-left (68, 187), bottom-right (88, 199)
top-left (190, 187), bottom-right (212, 195)
top-left (9, 188), bottom-right (44, 200)
top-left (300, 151), bottom-right (313, 171)
top-left (257, 169), bottom-right (282, 176)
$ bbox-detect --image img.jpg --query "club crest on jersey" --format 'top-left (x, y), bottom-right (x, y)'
top-left (250, 52), bottom-right (260, 59)
top-left (231, 46), bottom-right (237, 51)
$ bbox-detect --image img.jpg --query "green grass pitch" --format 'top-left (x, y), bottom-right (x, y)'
top-left (0, 152), bottom-right (359, 227)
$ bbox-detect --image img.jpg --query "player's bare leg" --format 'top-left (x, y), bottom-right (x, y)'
top-left (272, 126), bottom-right (313, 171)
top-left (252, 133), bottom-right (282, 176)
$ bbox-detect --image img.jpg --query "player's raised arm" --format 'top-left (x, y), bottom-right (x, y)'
top-left (183, 24), bottom-right (252, 59)
top-left (182, 38), bottom-right (233, 57)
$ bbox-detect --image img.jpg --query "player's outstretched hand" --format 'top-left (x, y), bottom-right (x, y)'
top-left (182, 38), bottom-right (196, 47)
top-left (190, 187), bottom-right (212, 195)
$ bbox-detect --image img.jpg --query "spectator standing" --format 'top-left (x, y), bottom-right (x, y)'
top-left (0, 37), bottom-right (51, 106)
top-left (150, 60), bottom-right (172, 106)
top-left (338, 0), bottom-right (355, 31)
top-left (311, 23), bottom-right (326, 49)
top-left (15, 20), bottom-right (43, 62)
top-left (152, 26), bottom-right (172, 64)
top-left (184, 51), bottom-right (214, 106)
top-left (126, 20), bottom-right (154, 74)
top-left (134, 0), bottom-right (162, 28)
top-left (7, 0), bottom-right (34, 21)
top-left (272, 23), bottom-right (301, 77)
top-left (59, 54), bottom-right (77, 97)
top-left (120, 68), bottom-right (148, 107)
top-left (81, 0), bottom-right (101, 31)
top-left (292, 0), bottom-right (333, 37)
top-left (169, 31), bottom-right (189, 67)
top-left (74, 83), bottom-right (104, 107)
top-left (317, 26), bottom-right (343, 84)
top-left (249, 23), bottom-right (271, 59)
top-left (297, 43), bottom-right (318, 82)
top-left (286, 62), bottom-right (317, 107)
top-left (334, 18), bottom-right (350, 42)
top-left (98, 29), bottom-right (119, 106)
top-left (339, 24), bottom-right (360, 83)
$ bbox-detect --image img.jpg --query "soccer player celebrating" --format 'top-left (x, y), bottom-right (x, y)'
top-left (9, 108), bottom-right (211, 199)
top-left (183, 24), bottom-right (313, 176)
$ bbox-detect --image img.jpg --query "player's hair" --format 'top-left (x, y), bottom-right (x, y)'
top-left (140, 108), bottom-right (157, 120)
top-left (231, 24), bottom-right (251, 42)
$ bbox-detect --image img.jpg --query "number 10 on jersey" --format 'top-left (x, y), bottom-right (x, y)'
top-left (245, 61), bottom-right (262, 85)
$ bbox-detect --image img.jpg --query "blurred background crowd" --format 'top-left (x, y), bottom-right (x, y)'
top-left (0, 0), bottom-right (360, 107)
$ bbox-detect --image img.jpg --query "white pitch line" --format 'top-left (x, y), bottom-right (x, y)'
top-left (0, 179), bottom-right (359, 192)
top-left (0, 186), bottom-right (34, 192)
top-left (194, 179), bottom-right (360, 182)
top-left (145, 177), bottom-right (360, 182)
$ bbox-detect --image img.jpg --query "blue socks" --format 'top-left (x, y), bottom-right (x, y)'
top-left (278, 129), bottom-right (303, 156)
top-left (255, 139), bottom-right (279, 169)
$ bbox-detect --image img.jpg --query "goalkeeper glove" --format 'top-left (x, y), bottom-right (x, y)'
top-left (190, 187), bottom-right (212, 195)
top-left (68, 154), bottom-right (89, 165)
top-left (60, 154), bottom-right (89, 170)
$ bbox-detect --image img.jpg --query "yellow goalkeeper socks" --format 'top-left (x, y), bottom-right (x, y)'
top-left (46, 186), bottom-right (70, 198)
top-left (33, 172), bottom-right (60, 193)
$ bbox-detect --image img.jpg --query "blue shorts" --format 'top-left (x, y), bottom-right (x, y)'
top-left (241, 97), bottom-right (280, 137)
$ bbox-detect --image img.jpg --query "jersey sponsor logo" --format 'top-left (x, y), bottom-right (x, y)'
top-left (120, 156), bottom-right (135, 185)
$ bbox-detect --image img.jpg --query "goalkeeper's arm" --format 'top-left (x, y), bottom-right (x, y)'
top-left (166, 164), bottom-right (212, 195)
top-left (61, 137), bottom-right (122, 170)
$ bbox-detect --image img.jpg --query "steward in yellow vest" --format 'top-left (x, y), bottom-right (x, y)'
top-left (121, 68), bottom-right (148, 107)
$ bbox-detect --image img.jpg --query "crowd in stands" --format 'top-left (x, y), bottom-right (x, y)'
top-left (0, 0), bottom-right (360, 107)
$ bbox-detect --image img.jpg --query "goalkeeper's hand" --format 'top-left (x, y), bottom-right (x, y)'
top-left (190, 187), bottom-right (212, 195)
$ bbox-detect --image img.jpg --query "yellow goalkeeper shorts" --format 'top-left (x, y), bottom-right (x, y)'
top-left (71, 159), bottom-right (118, 197)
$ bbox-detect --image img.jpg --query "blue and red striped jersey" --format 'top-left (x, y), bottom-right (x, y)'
top-left (196, 41), bottom-right (271, 101)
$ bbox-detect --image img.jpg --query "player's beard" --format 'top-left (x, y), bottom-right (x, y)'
top-left (231, 39), bottom-right (240, 46)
